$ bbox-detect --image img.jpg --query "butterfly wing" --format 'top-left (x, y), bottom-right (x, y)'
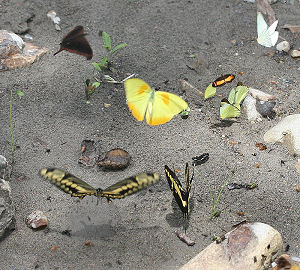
top-left (220, 99), bottom-right (241, 119)
top-left (146, 91), bottom-right (188, 126)
top-left (257, 12), bottom-right (268, 37)
top-left (234, 86), bottom-right (248, 105)
top-left (98, 173), bottom-right (160, 200)
top-left (40, 168), bottom-right (97, 198)
top-left (54, 25), bottom-right (93, 60)
top-left (257, 12), bottom-right (278, 47)
top-left (124, 78), bottom-right (153, 122)
top-left (212, 74), bottom-right (235, 87)
top-left (164, 165), bottom-right (189, 217)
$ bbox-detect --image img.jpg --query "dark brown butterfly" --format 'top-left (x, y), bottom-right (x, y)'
top-left (54, 25), bottom-right (93, 60)
top-left (212, 74), bottom-right (235, 87)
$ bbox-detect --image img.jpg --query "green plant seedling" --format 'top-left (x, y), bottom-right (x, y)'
top-left (93, 31), bottom-right (127, 72)
top-left (210, 170), bottom-right (234, 219)
top-left (85, 79), bottom-right (100, 103)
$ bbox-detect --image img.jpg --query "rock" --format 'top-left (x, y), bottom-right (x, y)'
top-left (291, 50), bottom-right (300, 58)
top-left (180, 222), bottom-right (282, 270)
top-left (0, 155), bottom-right (7, 180)
top-left (243, 88), bottom-right (276, 120)
top-left (243, 96), bottom-right (262, 121)
top-left (248, 87), bottom-right (275, 102)
top-left (271, 254), bottom-right (300, 269)
top-left (98, 148), bottom-right (131, 170)
top-left (0, 179), bottom-right (15, 239)
top-left (264, 114), bottom-right (300, 156)
top-left (276, 41), bottom-right (290, 52)
top-left (25, 210), bottom-right (48, 230)
top-left (0, 30), bottom-right (49, 71)
top-left (296, 159), bottom-right (300, 173)
top-left (0, 30), bottom-right (24, 58)
top-left (256, 100), bottom-right (276, 117)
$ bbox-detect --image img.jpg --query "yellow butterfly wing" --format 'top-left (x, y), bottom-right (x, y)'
top-left (124, 78), bottom-right (152, 122)
top-left (124, 78), bottom-right (188, 126)
top-left (146, 91), bottom-right (188, 126)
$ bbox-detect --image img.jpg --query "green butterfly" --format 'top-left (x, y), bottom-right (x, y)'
top-left (220, 86), bottom-right (248, 119)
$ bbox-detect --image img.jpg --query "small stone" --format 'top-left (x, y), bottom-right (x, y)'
top-left (0, 30), bottom-right (49, 71)
top-left (0, 30), bottom-right (24, 58)
top-left (291, 50), bottom-right (300, 58)
top-left (256, 100), bottom-right (276, 117)
top-left (276, 41), bottom-right (290, 52)
top-left (26, 210), bottom-right (48, 229)
top-left (0, 155), bottom-right (7, 170)
top-left (0, 179), bottom-right (15, 239)
top-left (264, 114), bottom-right (300, 156)
top-left (98, 148), bottom-right (131, 170)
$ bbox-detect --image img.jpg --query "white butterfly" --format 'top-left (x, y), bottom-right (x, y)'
top-left (257, 12), bottom-right (279, 47)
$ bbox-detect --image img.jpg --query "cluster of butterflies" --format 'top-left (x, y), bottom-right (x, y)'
top-left (54, 11), bottom-right (278, 126)
top-left (40, 153), bottom-right (209, 219)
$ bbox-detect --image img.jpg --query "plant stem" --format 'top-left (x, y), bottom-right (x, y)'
top-left (9, 88), bottom-right (15, 163)
top-left (210, 170), bottom-right (234, 219)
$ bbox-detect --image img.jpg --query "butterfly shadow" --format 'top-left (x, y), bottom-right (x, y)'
top-left (165, 197), bottom-right (194, 231)
top-left (71, 220), bottom-right (118, 239)
top-left (210, 120), bottom-right (236, 128)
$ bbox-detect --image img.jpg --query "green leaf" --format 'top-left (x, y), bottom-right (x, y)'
top-left (92, 62), bottom-right (102, 72)
top-left (100, 57), bottom-right (108, 67)
top-left (111, 43), bottom-right (127, 54)
top-left (16, 90), bottom-right (24, 97)
top-left (102, 31), bottom-right (111, 52)
top-left (204, 84), bottom-right (216, 99)
top-left (188, 54), bottom-right (196, 58)
top-left (92, 82), bottom-right (100, 88)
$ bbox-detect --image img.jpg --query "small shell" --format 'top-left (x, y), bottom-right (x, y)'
top-left (98, 148), bottom-right (131, 170)
top-left (25, 210), bottom-right (48, 229)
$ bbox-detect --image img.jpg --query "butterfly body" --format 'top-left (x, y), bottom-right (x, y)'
top-left (164, 163), bottom-right (192, 219)
top-left (257, 12), bottom-right (278, 48)
top-left (212, 74), bottom-right (235, 87)
top-left (40, 168), bottom-right (160, 201)
top-left (124, 78), bottom-right (189, 126)
top-left (54, 25), bottom-right (93, 60)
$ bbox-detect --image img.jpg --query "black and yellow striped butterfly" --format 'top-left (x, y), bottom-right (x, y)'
top-left (40, 168), bottom-right (160, 202)
top-left (164, 153), bottom-right (209, 219)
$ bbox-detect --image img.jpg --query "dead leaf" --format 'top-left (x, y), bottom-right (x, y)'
top-left (255, 163), bottom-right (261, 168)
top-left (237, 210), bottom-right (245, 216)
top-left (104, 103), bottom-right (111, 108)
top-left (175, 231), bottom-right (195, 246)
top-left (255, 142), bottom-right (267, 151)
top-left (84, 240), bottom-right (93, 246)
top-left (238, 71), bottom-right (244, 75)
top-left (283, 24), bottom-right (300, 33)
top-left (257, 0), bottom-right (276, 25)
top-left (296, 186), bottom-right (300, 192)
top-left (50, 246), bottom-right (58, 251)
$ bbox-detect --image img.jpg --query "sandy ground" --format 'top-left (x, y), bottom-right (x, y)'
top-left (0, 0), bottom-right (300, 269)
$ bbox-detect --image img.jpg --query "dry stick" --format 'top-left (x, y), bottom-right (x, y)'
top-left (179, 79), bottom-right (203, 97)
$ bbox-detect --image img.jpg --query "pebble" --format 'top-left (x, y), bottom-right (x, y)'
top-left (25, 210), bottom-right (48, 229)
top-left (291, 50), bottom-right (300, 58)
top-left (0, 30), bottom-right (49, 71)
top-left (264, 114), bottom-right (300, 156)
top-left (276, 41), bottom-right (290, 52)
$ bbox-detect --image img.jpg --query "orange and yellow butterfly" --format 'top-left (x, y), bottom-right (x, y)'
top-left (124, 78), bottom-right (189, 126)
